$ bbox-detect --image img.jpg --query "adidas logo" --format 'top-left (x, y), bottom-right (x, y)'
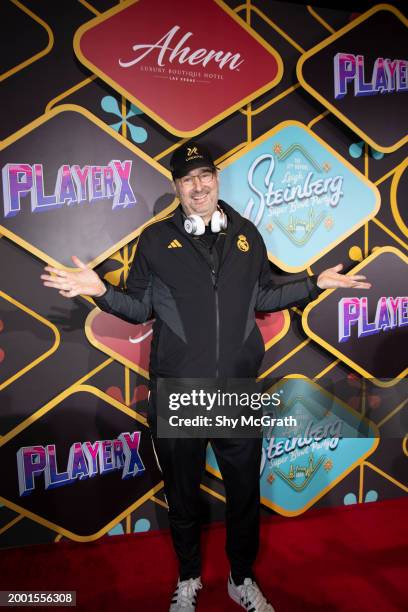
top-left (168, 239), bottom-right (182, 248)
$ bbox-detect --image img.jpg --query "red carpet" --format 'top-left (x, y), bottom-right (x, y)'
top-left (0, 498), bottom-right (407, 611)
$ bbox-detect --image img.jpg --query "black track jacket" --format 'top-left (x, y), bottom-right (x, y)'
top-left (94, 201), bottom-right (322, 380)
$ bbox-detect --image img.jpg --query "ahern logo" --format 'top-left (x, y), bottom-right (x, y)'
top-left (2, 161), bottom-right (136, 217)
top-left (74, 0), bottom-right (282, 136)
top-left (119, 25), bottom-right (244, 71)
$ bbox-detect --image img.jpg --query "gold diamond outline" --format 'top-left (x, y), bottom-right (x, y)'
top-left (219, 119), bottom-right (381, 272)
top-left (205, 374), bottom-right (379, 516)
top-left (85, 307), bottom-right (151, 380)
top-left (302, 246), bottom-right (408, 388)
top-left (73, 0), bottom-right (284, 137)
top-left (0, 290), bottom-right (60, 392)
top-left (296, 4), bottom-right (408, 154)
top-left (0, 0), bottom-right (54, 82)
top-left (0, 384), bottom-right (163, 542)
top-left (0, 104), bottom-right (177, 271)
top-left (390, 157), bottom-right (408, 238)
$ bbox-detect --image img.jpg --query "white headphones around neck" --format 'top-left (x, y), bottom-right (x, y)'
top-left (184, 207), bottom-right (228, 236)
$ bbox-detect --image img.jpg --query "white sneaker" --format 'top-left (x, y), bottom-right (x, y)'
top-left (169, 577), bottom-right (202, 611)
top-left (228, 574), bottom-right (275, 612)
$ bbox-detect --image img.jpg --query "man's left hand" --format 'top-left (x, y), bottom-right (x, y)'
top-left (317, 263), bottom-right (371, 290)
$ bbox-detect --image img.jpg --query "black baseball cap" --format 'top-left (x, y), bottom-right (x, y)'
top-left (170, 141), bottom-right (216, 179)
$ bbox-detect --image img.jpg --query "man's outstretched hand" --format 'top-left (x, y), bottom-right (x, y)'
top-left (317, 263), bottom-right (371, 290)
top-left (41, 256), bottom-right (107, 298)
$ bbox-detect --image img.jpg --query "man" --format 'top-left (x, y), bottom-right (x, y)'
top-left (41, 142), bottom-right (370, 612)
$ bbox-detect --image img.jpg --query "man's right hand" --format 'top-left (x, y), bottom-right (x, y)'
top-left (41, 255), bottom-right (107, 298)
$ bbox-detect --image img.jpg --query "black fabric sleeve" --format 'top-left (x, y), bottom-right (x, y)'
top-left (93, 234), bottom-right (152, 323)
top-left (255, 241), bottom-right (324, 312)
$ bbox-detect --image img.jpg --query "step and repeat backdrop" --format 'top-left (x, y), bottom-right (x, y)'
top-left (0, 0), bottom-right (407, 547)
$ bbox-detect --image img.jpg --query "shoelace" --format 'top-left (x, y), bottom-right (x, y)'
top-left (240, 579), bottom-right (273, 612)
top-left (176, 578), bottom-right (203, 608)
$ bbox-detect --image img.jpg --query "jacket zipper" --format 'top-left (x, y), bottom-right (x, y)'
top-left (172, 219), bottom-right (244, 379)
top-left (181, 226), bottom-right (221, 378)
top-left (211, 266), bottom-right (220, 378)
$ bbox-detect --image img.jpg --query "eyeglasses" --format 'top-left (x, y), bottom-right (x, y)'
top-left (179, 170), bottom-right (215, 188)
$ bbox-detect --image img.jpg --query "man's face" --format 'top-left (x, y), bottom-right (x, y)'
top-left (174, 167), bottom-right (219, 223)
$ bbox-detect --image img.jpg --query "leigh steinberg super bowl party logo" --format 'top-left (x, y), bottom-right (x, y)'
top-left (206, 377), bottom-right (378, 516)
top-left (220, 121), bottom-right (380, 272)
top-left (74, 0), bottom-right (282, 136)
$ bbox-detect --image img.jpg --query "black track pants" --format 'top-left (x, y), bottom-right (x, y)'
top-left (150, 428), bottom-right (262, 582)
